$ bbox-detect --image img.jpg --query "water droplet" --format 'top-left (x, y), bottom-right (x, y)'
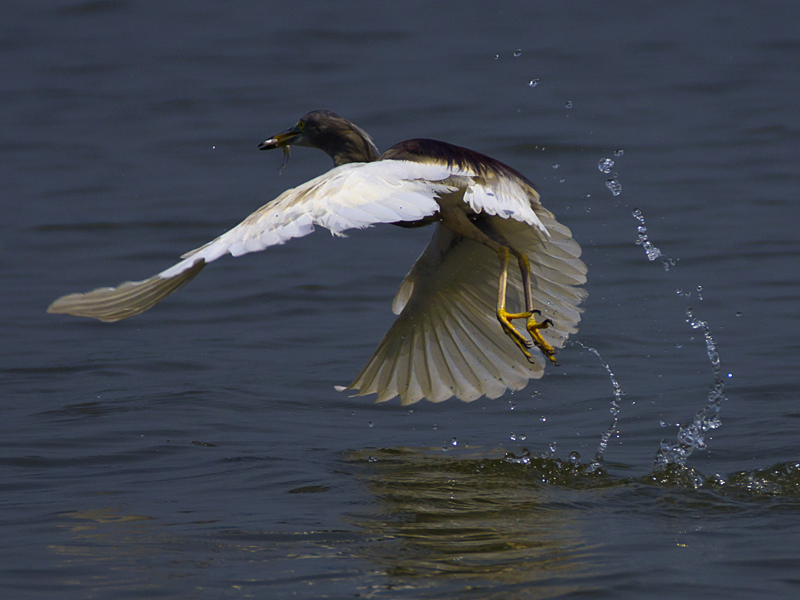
top-left (540, 416), bottom-right (547, 423)
top-left (552, 163), bottom-right (560, 169)
top-left (509, 402), bottom-right (516, 411)
top-left (513, 49), bottom-right (523, 57)
top-left (568, 451), bottom-right (581, 463)
top-left (605, 178), bottom-right (622, 196)
top-left (565, 100), bottom-right (573, 108)
top-left (598, 158), bottom-right (614, 173)
top-left (735, 311), bottom-right (742, 317)
top-left (559, 178), bottom-right (566, 183)
top-left (368, 421), bottom-right (373, 428)
top-left (494, 54), bottom-right (500, 60)
top-left (727, 373), bottom-right (733, 378)
top-left (644, 243), bottom-right (661, 260)
top-left (614, 149), bottom-right (624, 157)
top-left (433, 424), bottom-right (438, 430)
top-left (528, 79), bottom-right (540, 87)
top-left (368, 456), bottom-right (377, 463)
top-left (520, 434), bottom-right (527, 441)
top-left (696, 285), bottom-right (704, 301)
top-left (660, 420), bottom-right (667, 427)
top-left (510, 433), bottom-right (517, 441)
top-left (451, 437), bottom-right (458, 446)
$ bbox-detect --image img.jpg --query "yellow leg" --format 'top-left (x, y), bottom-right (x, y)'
top-left (495, 248), bottom-right (535, 361)
top-left (439, 207), bottom-right (558, 365)
top-left (508, 248), bottom-right (559, 365)
top-left (526, 313), bottom-right (558, 365)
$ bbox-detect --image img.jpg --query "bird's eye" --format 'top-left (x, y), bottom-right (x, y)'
top-left (296, 121), bottom-right (305, 132)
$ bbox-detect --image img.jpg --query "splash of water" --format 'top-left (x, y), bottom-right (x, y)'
top-left (573, 342), bottom-right (626, 472)
top-left (605, 177), bottom-right (623, 196)
top-left (632, 208), bottom-right (675, 270)
top-left (598, 158), bottom-right (615, 173)
top-left (653, 308), bottom-right (727, 470)
top-left (599, 155), bottom-right (622, 195)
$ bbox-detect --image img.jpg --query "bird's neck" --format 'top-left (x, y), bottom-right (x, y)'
top-left (325, 125), bottom-right (381, 166)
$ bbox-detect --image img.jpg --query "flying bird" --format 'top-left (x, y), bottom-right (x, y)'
top-left (48, 110), bottom-right (587, 405)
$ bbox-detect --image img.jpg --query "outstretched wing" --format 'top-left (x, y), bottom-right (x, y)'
top-left (48, 160), bottom-right (455, 322)
top-left (333, 140), bottom-right (587, 404)
top-left (339, 207), bottom-right (587, 405)
top-left (48, 143), bottom-right (587, 407)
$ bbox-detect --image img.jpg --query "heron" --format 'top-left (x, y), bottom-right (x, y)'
top-left (48, 110), bottom-right (587, 405)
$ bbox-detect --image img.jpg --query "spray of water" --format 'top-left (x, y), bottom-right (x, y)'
top-left (632, 208), bottom-right (675, 270)
top-left (573, 342), bottom-right (625, 472)
top-left (629, 206), bottom-right (727, 471)
top-left (654, 309), bottom-right (726, 470)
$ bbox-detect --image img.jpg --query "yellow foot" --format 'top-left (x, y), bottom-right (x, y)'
top-left (497, 308), bottom-right (534, 362)
top-left (527, 312), bottom-right (558, 365)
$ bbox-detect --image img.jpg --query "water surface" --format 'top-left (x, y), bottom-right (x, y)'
top-left (2, 1), bottom-right (800, 598)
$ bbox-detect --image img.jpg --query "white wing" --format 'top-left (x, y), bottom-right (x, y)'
top-left (48, 154), bottom-right (586, 406)
top-left (161, 158), bottom-right (550, 279)
top-left (48, 160), bottom-right (455, 322)
top-left (339, 205), bottom-right (587, 405)
top-left (160, 160), bottom-right (455, 277)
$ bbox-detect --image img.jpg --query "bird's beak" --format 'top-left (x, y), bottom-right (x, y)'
top-left (258, 127), bottom-right (303, 151)
top-left (259, 126), bottom-right (303, 171)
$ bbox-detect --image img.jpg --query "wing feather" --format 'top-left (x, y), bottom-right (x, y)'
top-left (48, 160), bottom-right (452, 321)
top-left (49, 146), bottom-right (587, 407)
top-left (340, 225), bottom-right (541, 404)
top-left (343, 202), bottom-right (587, 404)
top-left (47, 259), bottom-right (206, 322)
top-left (382, 139), bottom-right (548, 232)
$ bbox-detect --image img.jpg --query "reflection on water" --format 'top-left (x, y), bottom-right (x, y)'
top-left (48, 506), bottom-right (367, 597)
top-left (50, 508), bottom-right (165, 595)
top-left (344, 448), bottom-right (800, 592)
top-left (345, 447), bottom-right (603, 597)
top-left (42, 452), bottom-right (800, 597)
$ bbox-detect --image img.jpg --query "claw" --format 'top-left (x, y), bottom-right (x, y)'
top-left (497, 308), bottom-right (534, 360)
top-left (526, 314), bottom-right (558, 365)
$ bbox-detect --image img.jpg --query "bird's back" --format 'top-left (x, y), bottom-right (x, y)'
top-left (381, 138), bottom-right (539, 195)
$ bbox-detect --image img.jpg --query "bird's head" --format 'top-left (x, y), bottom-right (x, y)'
top-left (259, 110), bottom-right (380, 168)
